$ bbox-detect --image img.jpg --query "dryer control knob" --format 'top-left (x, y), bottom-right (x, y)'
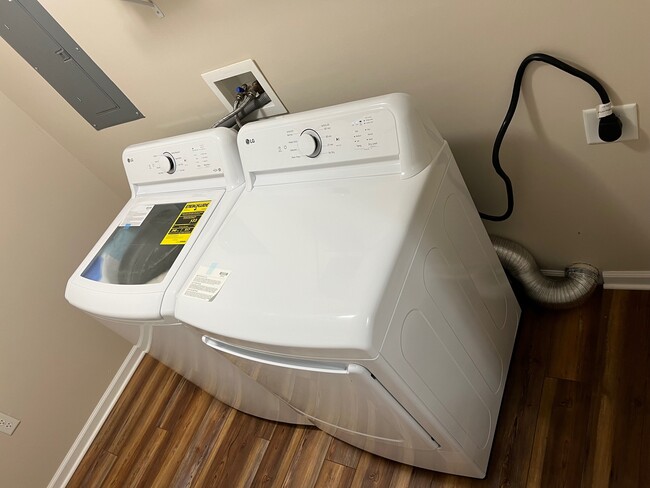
top-left (298, 129), bottom-right (322, 158)
top-left (161, 152), bottom-right (176, 174)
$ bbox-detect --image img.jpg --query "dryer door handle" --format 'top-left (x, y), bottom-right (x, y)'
top-left (201, 335), bottom-right (348, 375)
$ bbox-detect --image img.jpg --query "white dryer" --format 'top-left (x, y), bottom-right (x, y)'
top-left (65, 128), bottom-right (306, 425)
top-left (175, 95), bottom-right (521, 477)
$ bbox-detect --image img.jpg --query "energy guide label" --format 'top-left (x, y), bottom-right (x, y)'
top-left (160, 201), bottom-right (211, 245)
top-left (183, 266), bottom-right (231, 301)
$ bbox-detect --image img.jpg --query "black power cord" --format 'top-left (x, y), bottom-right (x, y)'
top-left (481, 52), bottom-right (623, 222)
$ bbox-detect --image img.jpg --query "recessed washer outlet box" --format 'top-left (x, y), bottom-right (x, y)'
top-left (202, 59), bottom-right (287, 121)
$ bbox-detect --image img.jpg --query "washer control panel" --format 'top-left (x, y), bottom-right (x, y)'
top-left (124, 132), bottom-right (228, 186)
top-left (238, 106), bottom-right (400, 176)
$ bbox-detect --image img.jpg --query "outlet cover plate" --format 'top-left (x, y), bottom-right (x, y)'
top-left (0, 411), bottom-right (20, 436)
top-left (202, 59), bottom-right (287, 121)
top-left (583, 103), bottom-right (638, 144)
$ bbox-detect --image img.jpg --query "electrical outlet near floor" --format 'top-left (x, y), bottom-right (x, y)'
top-left (582, 103), bottom-right (639, 144)
top-left (202, 59), bottom-right (287, 122)
top-left (0, 411), bottom-right (20, 436)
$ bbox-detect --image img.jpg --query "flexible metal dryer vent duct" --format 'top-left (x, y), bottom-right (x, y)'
top-left (490, 236), bottom-right (600, 309)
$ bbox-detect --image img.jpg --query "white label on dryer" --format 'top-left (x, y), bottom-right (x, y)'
top-left (120, 204), bottom-right (154, 227)
top-left (183, 265), bottom-right (231, 301)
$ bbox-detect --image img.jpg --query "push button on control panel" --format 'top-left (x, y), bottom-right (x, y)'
top-left (298, 129), bottom-right (322, 158)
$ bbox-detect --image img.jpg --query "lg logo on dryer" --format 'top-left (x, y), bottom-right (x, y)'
top-left (245, 138), bottom-right (256, 145)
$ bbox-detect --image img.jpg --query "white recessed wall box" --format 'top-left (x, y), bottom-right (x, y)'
top-left (202, 60), bottom-right (287, 121)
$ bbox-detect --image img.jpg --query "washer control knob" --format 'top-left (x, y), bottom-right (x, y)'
top-left (298, 129), bottom-right (322, 158)
top-left (161, 152), bottom-right (176, 174)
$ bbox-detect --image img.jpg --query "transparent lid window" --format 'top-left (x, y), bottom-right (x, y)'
top-left (82, 201), bottom-right (209, 285)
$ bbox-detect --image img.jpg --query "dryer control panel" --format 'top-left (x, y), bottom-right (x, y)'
top-left (238, 106), bottom-right (399, 177)
top-left (123, 128), bottom-right (243, 190)
top-left (237, 94), bottom-right (445, 187)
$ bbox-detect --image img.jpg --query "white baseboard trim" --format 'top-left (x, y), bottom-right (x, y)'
top-left (47, 345), bottom-right (145, 488)
top-left (540, 269), bottom-right (650, 290)
top-left (602, 271), bottom-right (650, 290)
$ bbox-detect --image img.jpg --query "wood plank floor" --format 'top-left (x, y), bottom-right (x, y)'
top-left (68, 289), bottom-right (650, 487)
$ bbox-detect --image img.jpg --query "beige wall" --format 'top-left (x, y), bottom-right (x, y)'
top-left (0, 89), bottom-right (130, 487)
top-left (0, 1), bottom-right (648, 271)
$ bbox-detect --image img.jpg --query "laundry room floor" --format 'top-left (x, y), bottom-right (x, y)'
top-left (67, 288), bottom-right (650, 487)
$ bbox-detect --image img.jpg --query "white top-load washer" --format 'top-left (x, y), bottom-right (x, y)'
top-left (65, 128), bottom-right (306, 425)
top-left (175, 94), bottom-right (521, 477)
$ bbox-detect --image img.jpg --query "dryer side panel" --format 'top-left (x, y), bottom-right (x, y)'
top-left (380, 151), bottom-right (520, 472)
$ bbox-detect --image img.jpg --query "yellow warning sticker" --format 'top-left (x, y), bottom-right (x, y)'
top-left (160, 201), bottom-right (211, 246)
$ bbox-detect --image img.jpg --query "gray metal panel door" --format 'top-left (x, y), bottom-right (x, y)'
top-left (0, 0), bottom-right (143, 129)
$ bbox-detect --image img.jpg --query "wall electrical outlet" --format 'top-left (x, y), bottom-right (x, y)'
top-left (202, 59), bottom-right (287, 122)
top-left (0, 411), bottom-right (20, 436)
top-left (583, 103), bottom-right (639, 144)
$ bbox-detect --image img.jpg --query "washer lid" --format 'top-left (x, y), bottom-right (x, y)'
top-left (81, 200), bottom-right (211, 286)
top-left (66, 189), bottom-right (227, 321)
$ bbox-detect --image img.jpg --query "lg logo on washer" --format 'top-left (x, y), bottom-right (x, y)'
top-left (245, 138), bottom-right (256, 145)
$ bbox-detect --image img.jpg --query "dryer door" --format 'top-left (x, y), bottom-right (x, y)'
top-left (202, 336), bottom-right (441, 462)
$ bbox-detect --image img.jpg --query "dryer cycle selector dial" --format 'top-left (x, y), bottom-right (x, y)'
top-left (161, 152), bottom-right (176, 174)
top-left (298, 129), bottom-right (322, 158)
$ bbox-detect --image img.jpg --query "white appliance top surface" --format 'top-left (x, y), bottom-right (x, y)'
top-left (176, 169), bottom-right (429, 359)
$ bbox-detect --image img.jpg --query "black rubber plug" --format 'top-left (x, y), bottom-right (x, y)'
top-left (598, 113), bottom-right (623, 142)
